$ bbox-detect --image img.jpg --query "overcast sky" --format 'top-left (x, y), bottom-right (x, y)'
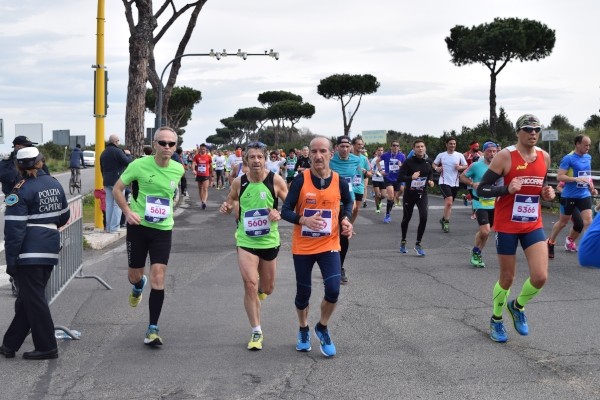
top-left (1, 0), bottom-right (599, 152)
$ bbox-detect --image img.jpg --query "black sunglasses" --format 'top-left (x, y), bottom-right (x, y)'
top-left (157, 140), bottom-right (177, 148)
top-left (521, 127), bottom-right (541, 134)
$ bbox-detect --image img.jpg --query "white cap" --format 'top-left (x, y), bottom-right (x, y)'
top-left (16, 147), bottom-right (40, 160)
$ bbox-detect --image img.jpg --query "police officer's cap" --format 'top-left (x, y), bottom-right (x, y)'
top-left (16, 147), bottom-right (44, 169)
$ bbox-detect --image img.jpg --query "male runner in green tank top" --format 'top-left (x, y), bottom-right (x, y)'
top-left (219, 142), bottom-right (288, 351)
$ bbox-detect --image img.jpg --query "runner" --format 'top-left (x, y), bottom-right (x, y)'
top-left (266, 151), bottom-right (285, 176)
top-left (377, 141), bottom-right (406, 223)
top-left (433, 137), bottom-right (468, 233)
top-left (213, 149), bottom-right (226, 190)
top-left (397, 139), bottom-right (434, 256)
top-left (294, 146), bottom-right (311, 175)
top-left (227, 146), bottom-right (243, 186)
top-left (113, 127), bottom-right (185, 346)
top-left (459, 141), bottom-right (498, 267)
top-left (219, 142), bottom-right (288, 351)
top-left (281, 136), bottom-right (353, 357)
top-left (284, 149), bottom-right (298, 188)
top-left (476, 114), bottom-right (555, 343)
top-left (351, 137), bottom-right (372, 213)
top-left (547, 135), bottom-right (596, 258)
top-left (330, 135), bottom-right (361, 284)
top-left (192, 143), bottom-right (213, 209)
top-left (370, 146), bottom-right (385, 214)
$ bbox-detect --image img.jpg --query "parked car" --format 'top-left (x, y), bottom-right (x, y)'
top-left (83, 150), bottom-right (95, 167)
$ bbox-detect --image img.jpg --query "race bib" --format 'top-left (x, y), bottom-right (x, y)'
top-left (145, 196), bottom-right (171, 223)
top-left (301, 209), bottom-right (332, 237)
top-left (577, 170), bottom-right (591, 188)
top-left (287, 164), bottom-right (295, 171)
top-left (197, 164), bottom-right (207, 173)
top-left (511, 194), bottom-right (539, 222)
top-left (353, 174), bottom-right (362, 186)
top-left (243, 208), bottom-right (270, 237)
top-left (410, 177), bottom-right (426, 190)
top-left (389, 161), bottom-right (400, 172)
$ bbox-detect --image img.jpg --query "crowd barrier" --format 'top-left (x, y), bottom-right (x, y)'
top-left (47, 195), bottom-right (111, 339)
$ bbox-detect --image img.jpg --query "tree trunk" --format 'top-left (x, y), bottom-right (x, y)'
top-left (489, 71), bottom-right (498, 137)
top-left (124, 0), bottom-right (156, 157)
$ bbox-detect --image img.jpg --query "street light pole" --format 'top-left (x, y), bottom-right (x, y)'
top-left (154, 49), bottom-right (279, 131)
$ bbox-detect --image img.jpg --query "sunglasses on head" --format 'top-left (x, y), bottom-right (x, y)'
top-left (521, 126), bottom-right (541, 133)
top-left (247, 141), bottom-right (267, 149)
top-left (157, 140), bottom-right (177, 148)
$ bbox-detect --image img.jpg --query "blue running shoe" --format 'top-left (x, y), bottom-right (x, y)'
top-left (399, 241), bottom-right (407, 253)
top-left (507, 300), bottom-right (529, 336)
top-left (383, 214), bottom-right (391, 224)
top-left (314, 324), bottom-right (336, 357)
top-left (489, 318), bottom-right (508, 343)
top-left (296, 329), bottom-right (311, 352)
top-left (414, 245), bottom-right (425, 257)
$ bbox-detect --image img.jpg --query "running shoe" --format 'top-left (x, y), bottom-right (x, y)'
top-left (383, 214), bottom-right (391, 224)
top-left (489, 318), bottom-right (508, 343)
top-left (340, 268), bottom-right (348, 285)
top-left (439, 218), bottom-right (449, 233)
top-left (414, 244), bottom-right (425, 257)
top-left (375, 206), bottom-right (381, 214)
top-left (129, 275), bottom-right (147, 308)
top-left (470, 251), bottom-right (485, 268)
top-left (247, 331), bottom-right (263, 351)
top-left (548, 240), bottom-right (555, 259)
top-left (314, 324), bottom-right (336, 357)
top-left (144, 324), bottom-right (163, 346)
top-left (565, 237), bottom-right (577, 252)
top-left (296, 329), bottom-right (312, 352)
top-left (362, 201), bottom-right (367, 208)
top-left (201, 203), bottom-right (207, 210)
top-left (507, 300), bottom-right (528, 336)
top-left (399, 241), bottom-right (407, 254)
top-left (258, 289), bottom-right (268, 301)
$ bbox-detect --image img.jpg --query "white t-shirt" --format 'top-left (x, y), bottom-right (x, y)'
top-left (227, 154), bottom-right (242, 171)
top-left (370, 157), bottom-right (385, 182)
top-left (266, 159), bottom-right (284, 175)
top-left (213, 155), bottom-right (226, 171)
top-left (433, 151), bottom-right (467, 187)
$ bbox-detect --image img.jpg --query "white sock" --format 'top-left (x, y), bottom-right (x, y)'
top-left (252, 325), bottom-right (261, 333)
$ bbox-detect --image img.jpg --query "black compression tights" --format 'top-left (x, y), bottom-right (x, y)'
top-left (401, 194), bottom-right (429, 243)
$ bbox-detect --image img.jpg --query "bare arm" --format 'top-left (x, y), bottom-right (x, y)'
top-left (219, 177), bottom-right (241, 215)
top-left (113, 179), bottom-right (141, 225)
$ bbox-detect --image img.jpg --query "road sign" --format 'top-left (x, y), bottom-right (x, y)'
top-left (542, 129), bottom-right (558, 141)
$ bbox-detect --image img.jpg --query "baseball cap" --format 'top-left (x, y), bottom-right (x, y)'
top-left (337, 135), bottom-right (351, 145)
top-left (12, 136), bottom-right (38, 147)
top-left (482, 141), bottom-right (498, 151)
top-left (516, 114), bottom-right (541, 129)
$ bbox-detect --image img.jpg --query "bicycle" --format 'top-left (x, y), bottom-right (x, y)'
top-left (69, 167), bottom-right (82, 194)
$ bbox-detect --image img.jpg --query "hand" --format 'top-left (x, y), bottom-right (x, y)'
top-left (124, 211), bottom-right (141, 226)
top-left (341, 217), bottom-right (353, 239)
top-left (302, 210), bottom-right (326, 231)
top-left (541, 185), bottom-right (555, 201)
top-left (6, 265), bottom-right (17, 277)
top-left (411, 171), bottom-right (421, 179)
top-left (507, 177), bottom-right (523, 194)
top-left (428, 180), bottom-right (434, 188)
top-left (219, 202), bottom-right (232, 215)
top-left (267, 208), bottom-right (281, 222)
top-left (471, 182), bottom-right (479, 189)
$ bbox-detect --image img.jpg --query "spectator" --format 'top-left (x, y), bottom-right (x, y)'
top-left (100, 134), bottom-right (131, 233)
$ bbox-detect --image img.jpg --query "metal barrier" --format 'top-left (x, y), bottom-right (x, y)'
top-left (46, 195), bottom-right (111, 339)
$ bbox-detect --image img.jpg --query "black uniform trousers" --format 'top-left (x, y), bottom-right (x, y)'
top-left (3, 265), bottom-right (57, 352)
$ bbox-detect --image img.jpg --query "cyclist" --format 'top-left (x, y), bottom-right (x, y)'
top-left (69, 144), bottom-right (85, 187)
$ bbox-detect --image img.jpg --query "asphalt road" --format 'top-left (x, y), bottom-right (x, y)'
top-left (2, 177), bottom-right (600, 399)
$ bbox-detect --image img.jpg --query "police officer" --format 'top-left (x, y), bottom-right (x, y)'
top-left (0, 136), bottom-right (38, 297)
top-left (0, 147), bottom-right (70, 360)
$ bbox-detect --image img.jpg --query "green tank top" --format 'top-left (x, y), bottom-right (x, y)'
top-left (235, 172), bottom-right (280, 249)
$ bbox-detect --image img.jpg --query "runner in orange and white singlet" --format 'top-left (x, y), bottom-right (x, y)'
top-left (192, 143), bottom-right (212, 210)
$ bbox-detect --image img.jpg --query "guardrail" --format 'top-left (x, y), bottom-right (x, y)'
top-left (47, 195), bottom-right (111, 339)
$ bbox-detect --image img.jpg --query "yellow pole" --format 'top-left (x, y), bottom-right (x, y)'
top-left (94, 0), bottom-right (106, 229)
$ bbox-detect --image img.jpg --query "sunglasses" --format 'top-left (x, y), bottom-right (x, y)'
top-left (157, 140), bottom-right (177, 148)
top-left (521, 127), bottom-right (541, 133)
